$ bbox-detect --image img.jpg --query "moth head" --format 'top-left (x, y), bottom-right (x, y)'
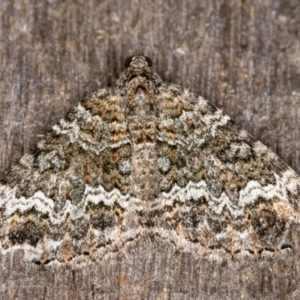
top-left (116, 53), bottom-right (162, 88)
top-left (124, 55), bottom-right (152, 68)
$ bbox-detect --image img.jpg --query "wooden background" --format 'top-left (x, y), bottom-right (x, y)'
top-left (0, 0), bottom-right (300, 299)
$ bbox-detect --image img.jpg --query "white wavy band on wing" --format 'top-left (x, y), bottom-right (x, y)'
top-left (155, 169), bottom-right (300, 220)
top-left (0, 184), bottom-right (142, 225)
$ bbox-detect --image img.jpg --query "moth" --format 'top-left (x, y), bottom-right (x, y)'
top-left (1, 53), bottom-right (300, 264)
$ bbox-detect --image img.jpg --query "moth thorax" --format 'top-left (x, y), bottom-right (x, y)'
top-left (127, 83), bottom-right (157, 117)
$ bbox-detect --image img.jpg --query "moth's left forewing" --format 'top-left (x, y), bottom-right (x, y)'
top-left (152, 85), bottom-right (300, 256)
top-left (0, 88), bottom-right (145, 264)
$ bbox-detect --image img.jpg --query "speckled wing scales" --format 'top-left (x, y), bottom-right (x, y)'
top-left (0, 88), bottom-right (146, 263)
top-left (1, 54), bottom-right (300, 265)
top-left (150, 85), bottom-right (300, 258)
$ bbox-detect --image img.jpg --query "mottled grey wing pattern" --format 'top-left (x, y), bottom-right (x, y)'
top-left (150, 87), bottom-right (300, 258)
top-left (0, 54), bottom-right (300, 264)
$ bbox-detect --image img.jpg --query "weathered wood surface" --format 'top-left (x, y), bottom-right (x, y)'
top-left (0, 0), bottom-right (300, 299)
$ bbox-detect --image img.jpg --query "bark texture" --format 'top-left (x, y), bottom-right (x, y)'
top-left (0, 0), bottom-right (300, 299)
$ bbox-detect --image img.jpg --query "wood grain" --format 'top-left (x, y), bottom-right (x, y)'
top-left (0, 0), bottom-right (300, 298)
